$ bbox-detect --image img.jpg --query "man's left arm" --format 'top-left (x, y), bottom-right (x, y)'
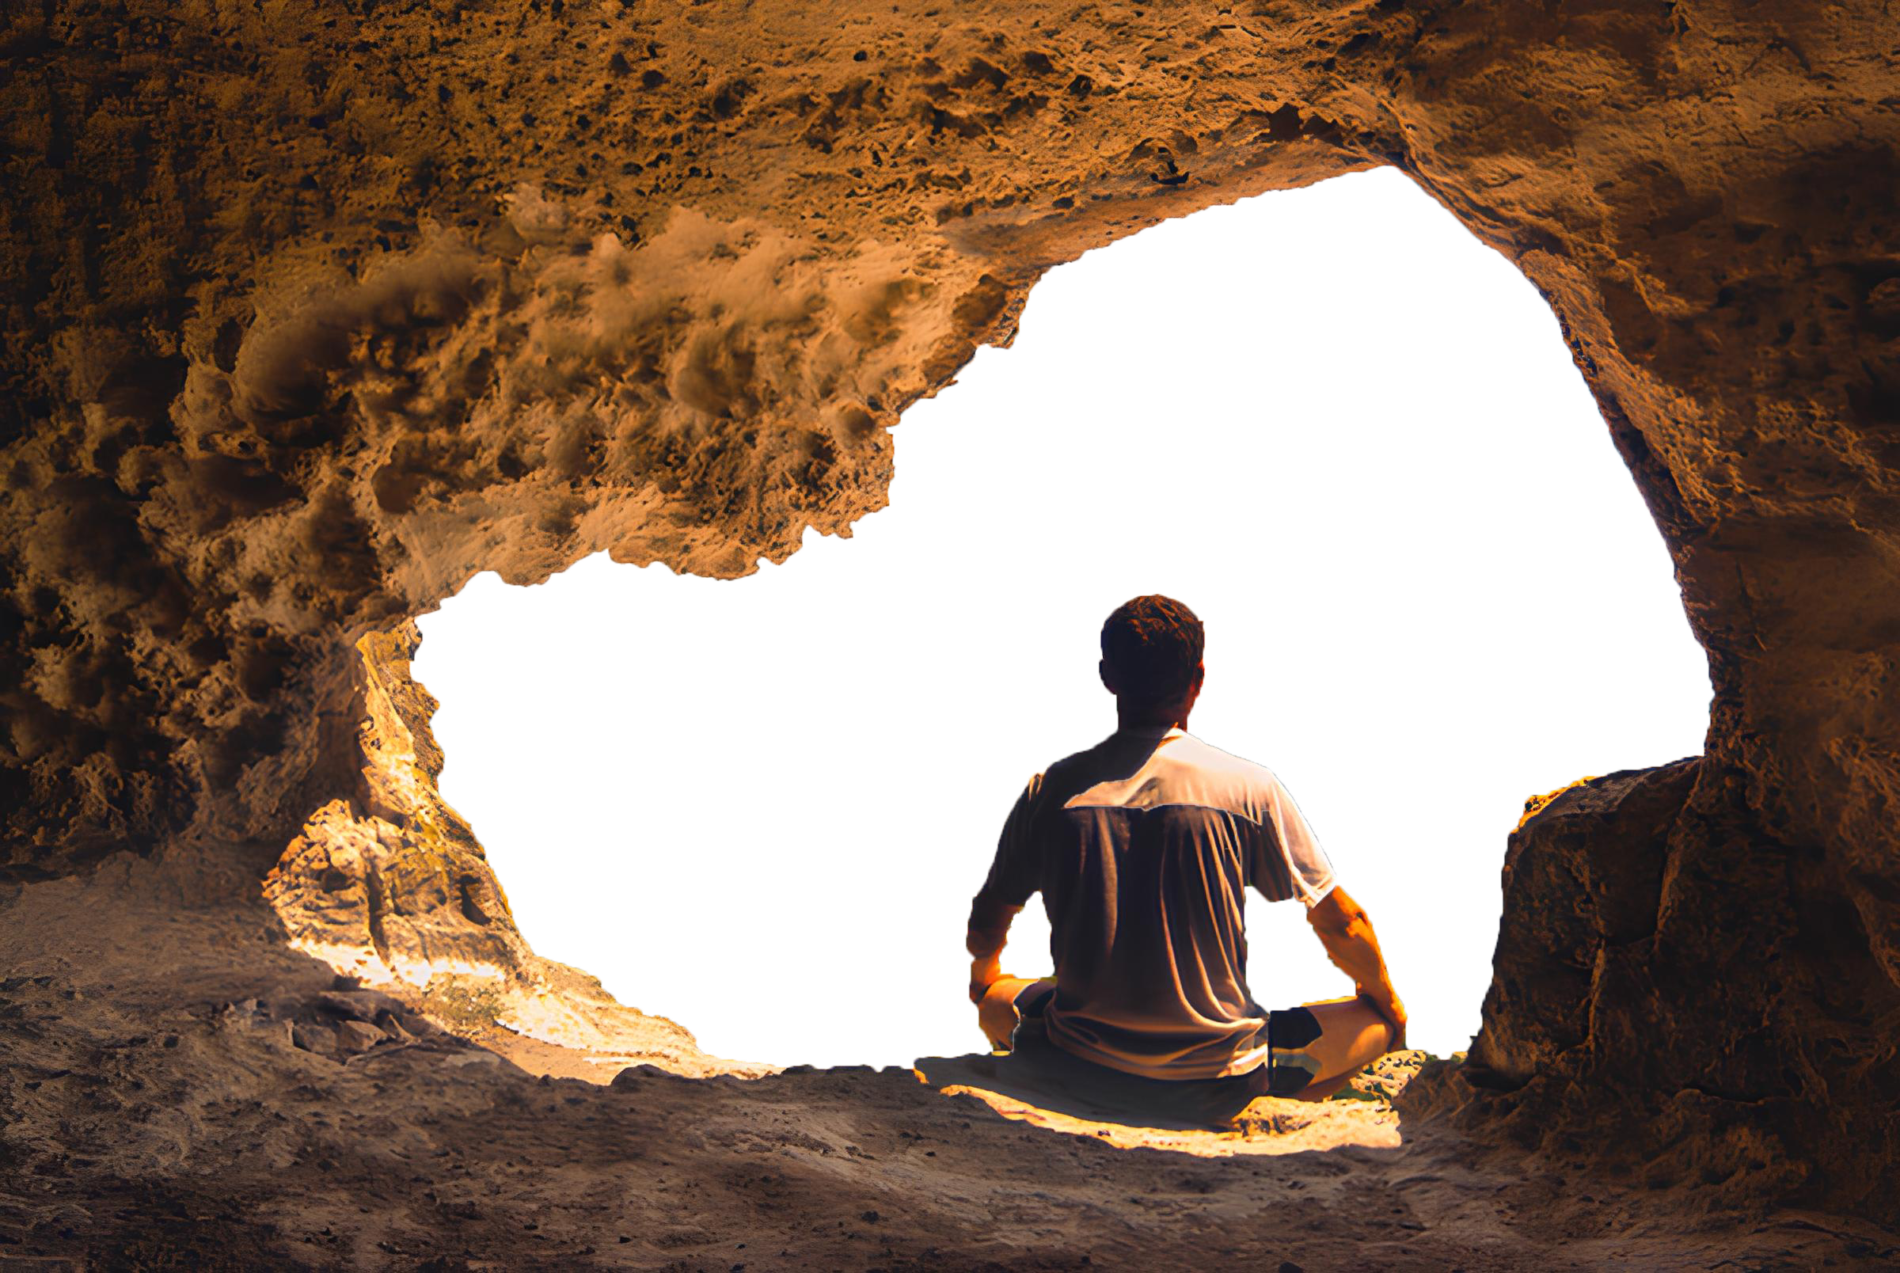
top-left (966, 896), bottom-right (1021, 1004)
top-left (965, 773), bottom-right (1044, 1003)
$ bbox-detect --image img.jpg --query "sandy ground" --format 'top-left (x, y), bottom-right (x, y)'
top-left (3, 862), bottom-right (1896, 1271)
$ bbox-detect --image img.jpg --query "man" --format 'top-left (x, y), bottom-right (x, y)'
top-left (965, 595), bottom-right (1406, 1119)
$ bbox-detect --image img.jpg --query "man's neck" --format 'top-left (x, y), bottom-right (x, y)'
top-left (1116, 708), bottom-right (1188, 733)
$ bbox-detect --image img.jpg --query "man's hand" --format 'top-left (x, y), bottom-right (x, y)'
top-left (1358, 984), bottom-right (1408, 1052)
top-left (975, 975), bottom-right (1042, 1051)
top-left (969, 955), bottom-right (1004, 1005)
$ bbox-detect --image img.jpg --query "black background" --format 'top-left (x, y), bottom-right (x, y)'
top-left (416, 167), bottom-right (1710, 1064)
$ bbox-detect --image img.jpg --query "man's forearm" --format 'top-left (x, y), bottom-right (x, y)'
top-left (966, 894), bottom-right (1020, 1002)
top-left (1315, 914), bottom-right (1396, 999)
top-left (965, 931), bottom-right (1010, 980)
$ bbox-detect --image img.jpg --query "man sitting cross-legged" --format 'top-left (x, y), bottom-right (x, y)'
top-left (966, 594), bottom-right (1407, 1122)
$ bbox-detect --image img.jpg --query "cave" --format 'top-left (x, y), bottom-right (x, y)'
top-left (3, 0), bottom-right (1898, 1265)
top-left (409, 166), bottom-right (1712, 1072)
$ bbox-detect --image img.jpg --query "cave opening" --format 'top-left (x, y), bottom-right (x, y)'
top-left (410, 167), bottom-right (1710, 1071)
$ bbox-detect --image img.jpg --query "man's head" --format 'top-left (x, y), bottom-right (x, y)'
top-left (1099, 595), bottom-right (1205, 724)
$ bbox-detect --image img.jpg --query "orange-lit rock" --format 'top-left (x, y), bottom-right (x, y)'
top-left (2, 0), bottom-right (1897, 1257)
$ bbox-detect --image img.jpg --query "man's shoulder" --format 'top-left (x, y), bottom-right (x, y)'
top-left (1165, 734), bottom-right (1293, 815)
top-left (1029, 730), bottom-right (1289, 817)
top-left (1039, 732), bottom-right (1128, 776)
top-left (1172, 732), bottom-right (1282, 784)
top-left (1024, 734), bottom-right (1151, 808)
top-left (1042, 744), bottom-right (1094, 773)
top-left (1033, 746), bottom-right (1098, 800)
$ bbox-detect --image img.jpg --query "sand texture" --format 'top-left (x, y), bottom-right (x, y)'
top-left (3, 875), bottom-right (1897, 1269)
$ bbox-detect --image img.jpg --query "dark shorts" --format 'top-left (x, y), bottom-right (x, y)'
top-left (1009, 983), bottom-right (1324, 1124)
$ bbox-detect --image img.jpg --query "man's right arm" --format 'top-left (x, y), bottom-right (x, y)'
top-left (1306, 886), bottom-right (1407, 1048)
top-left (966, 773), bottom-right (1044, 1003)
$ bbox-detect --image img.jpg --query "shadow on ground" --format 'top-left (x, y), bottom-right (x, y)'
top-left (4, 863), bottom-right (1897, 1269)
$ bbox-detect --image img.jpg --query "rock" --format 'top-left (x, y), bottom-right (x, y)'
top-left (1867, 277), bottom-right (1900, 324)
top-left (443, 1051), bottom-right (501, 1069)
top-left (335, 1020), bottom-right (387, 1055)
top-left (1, 0), bottom-right (1898, 1226)
top-left (292, 1024), bottom-right (339, 1057)
top-left (1467, 763), bottom-right (1699, 1090)
top-left (375, 1011), bottom-right (416, 1044)
top-left (317, 989), bottom-right (405, 1022)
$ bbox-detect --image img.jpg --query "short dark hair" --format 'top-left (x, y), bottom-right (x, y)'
top-left (1100, 595), bottom-right (1203, 708)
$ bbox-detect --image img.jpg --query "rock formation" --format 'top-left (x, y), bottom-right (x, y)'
top-left (3, 0), bottom-right (1897, 1240)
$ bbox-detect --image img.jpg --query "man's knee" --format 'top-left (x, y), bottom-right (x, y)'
top-left (1351, 1007), bottom-right (1398, 1066)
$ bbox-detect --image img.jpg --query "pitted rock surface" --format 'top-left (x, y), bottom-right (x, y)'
top-left (3, 0), bottom-right (1898, 1238)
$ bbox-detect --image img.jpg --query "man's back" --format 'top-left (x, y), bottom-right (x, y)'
top-left (972, 722), bottom-right (1337, 1081)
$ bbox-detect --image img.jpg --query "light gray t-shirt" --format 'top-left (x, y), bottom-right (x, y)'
top-left (973, 724), bottom-right (1337, 1080)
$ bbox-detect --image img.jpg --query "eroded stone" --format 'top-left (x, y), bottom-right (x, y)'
top-left (1, 0), bottom-right (1896, 1228)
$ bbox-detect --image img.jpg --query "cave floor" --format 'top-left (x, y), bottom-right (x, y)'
top-left (2, 865), bottom-right (1895, 1271)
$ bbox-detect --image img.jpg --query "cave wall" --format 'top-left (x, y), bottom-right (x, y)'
top-left (3, 0), bottom-right (1896, 1211)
